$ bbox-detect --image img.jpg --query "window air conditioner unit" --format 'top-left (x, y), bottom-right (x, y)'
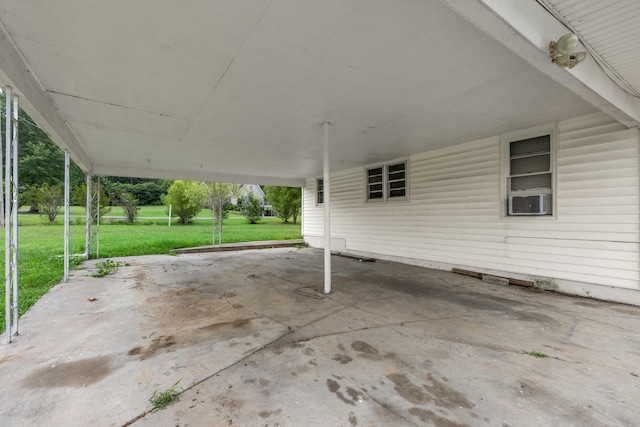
top-left (508, 194), bottom-right (549, 215)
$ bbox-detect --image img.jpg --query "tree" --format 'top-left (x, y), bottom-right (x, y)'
top-left (206, 182), bottom-right (241, 245)
top-left (114, 191), bottom-right (140, 223)
top-left (240, 193), bottom-right (263, 224)
top-left (25, 183), bottom-right (62, 224)
top-left (1, 93), bottom-right (84, 212)
top-left (73, 181), bottom-right (111, 224)
top-left (164, 180), bottom-right (207, 224)
top-left (264, 186), bottom-right (302, 224)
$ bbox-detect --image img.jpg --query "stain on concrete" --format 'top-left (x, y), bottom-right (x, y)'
top-left (409, 407), bottom-right (470, 427)
top-left (258, 408), bottom-right (282, 418)
top-left (22, 355), bottom-right (115, 388)
top-left (201, 319), bottom-right (250, 331)
top-left (0, 354), bottom-right (21, 364)
top-left (387, 373), bottom-right (426, 404)
top-left (326, 379), bottom-right (365, 406)
top-left (327, 378), bottom-right (340, 393)
top-left (509, 310), bottom-right (555, 323)
top-left (128, 335), bottom-right (176, 360)
top-left (348, 410), bottom-right (358, 426)
top-left (332, 354), bottom-right (353, 364)
top-left (387, 372), bottom-right (473, 410)
top-left (351, 341), bottom-right (379, 358)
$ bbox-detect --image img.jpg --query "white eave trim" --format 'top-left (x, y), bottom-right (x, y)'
top-left (442, 0), bottom-right (640, 128)
top-left (0, 24), bottom-right (92, 172)
top-left (93, 163), bottom-right (305, 187)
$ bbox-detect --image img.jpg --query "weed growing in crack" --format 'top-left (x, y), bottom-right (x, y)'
top-left (521, 350), bottom-right (549, 358)
top-left (149, 379), bottom-right (183, 412)
top-left (91, 259), bottom-right (129, 277)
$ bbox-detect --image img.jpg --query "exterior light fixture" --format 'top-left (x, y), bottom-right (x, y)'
top-left (549, 33), bottom-right (586, 69)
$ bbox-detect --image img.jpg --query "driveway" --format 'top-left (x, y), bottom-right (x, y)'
top-left (1, 247), bottom-right (639, 426)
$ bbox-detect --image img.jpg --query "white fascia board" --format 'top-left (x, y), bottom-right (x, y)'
top-left (0, 27), bottom-right (92, 172)
top-left (92, 163), bottom-right (305, 187)
top-left (442, 0), bottom-right (640, 128)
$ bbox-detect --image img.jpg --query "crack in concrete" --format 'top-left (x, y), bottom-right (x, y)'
top-left (120, 304), bottom-right (349, 426)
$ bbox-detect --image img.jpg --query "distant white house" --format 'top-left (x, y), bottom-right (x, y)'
top-left (232, 185), bottom-right (274, 216)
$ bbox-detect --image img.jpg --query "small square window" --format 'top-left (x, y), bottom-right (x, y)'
top-left (387, 162), bottom-right (406, 199)
top-left (365, 160), bottom-right (408, 202)
top-left (317, 178), bottom-right (324, 204)
top-left (367, 167), bottom-right (384, 200)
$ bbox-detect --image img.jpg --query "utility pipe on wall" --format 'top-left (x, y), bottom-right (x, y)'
top-left (323, 122), bottom-right (331, 294)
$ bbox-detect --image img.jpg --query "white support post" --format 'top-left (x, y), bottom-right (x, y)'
top-left (63, 151), bottom-right (70, 282)
top-left (218, 182), bottom-right (223, 246)
top-left (4, 86), bottom-right (10, 342)
top-left (85, 174), bottom-right (92, 259)
top-left (4, 86), bottom-right (19, 342)
top-left (96, 177), bottom-right (100, 258)
top-left (0, 89), bottom-right (3, 229)
top-left (11, 95), bottom-right (18, 337)
top-left (323, 122), bottom-right (332, 294)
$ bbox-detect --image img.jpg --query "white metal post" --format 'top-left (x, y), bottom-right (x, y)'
top-left (323, 122), bottom-right (332, 294)
top-left (4, 87), bottom-right (19, 342)
top-left (0, 89), bottom-right (3, 228)
top-left (4, 86), bottom-right (10, 341)
top-left (11, 94), bottom-right (18, 337)
top-left (96, 177), bottom-right (100, 258)
top-left (64, 151), bottom-right (70, 282)
top-left (85, 174), bottom-right (92, 259)
top-left (218, 182), bottom-right (223, 246)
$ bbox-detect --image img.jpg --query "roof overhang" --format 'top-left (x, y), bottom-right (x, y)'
top-left (0, 1), bottom-right (636, 185)
top-left (444, 0), bottom-right (640, 128)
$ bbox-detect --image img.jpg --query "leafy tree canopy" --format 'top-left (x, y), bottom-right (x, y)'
top-left (240, 193), bottom-right (263, 224)
top-left (164, 180), bottom-right (207, 224)
top-left (264, 186), bottom-right (302, 224)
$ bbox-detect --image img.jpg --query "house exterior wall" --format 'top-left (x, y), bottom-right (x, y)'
top-left (303, 113), bottom-right (640, 304)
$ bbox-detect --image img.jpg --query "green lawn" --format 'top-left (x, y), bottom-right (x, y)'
top-left (1, 207), bottom-right (302, 333)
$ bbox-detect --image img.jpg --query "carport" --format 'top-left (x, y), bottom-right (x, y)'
top-left (1, 1), bottom-right (640, 424)
top-left (1, 248), bottom-right (639, 426)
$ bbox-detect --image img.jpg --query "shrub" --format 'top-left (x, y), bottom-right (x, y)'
top-left (164, 180), bottom-right (207, 224)
top-left (114, 191), bottom-right (140, 223)
top-left (240, 193), bottom-right (263, 224)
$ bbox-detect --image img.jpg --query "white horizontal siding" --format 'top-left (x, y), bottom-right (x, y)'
top-left (304, 113), bottom-right (640, 293)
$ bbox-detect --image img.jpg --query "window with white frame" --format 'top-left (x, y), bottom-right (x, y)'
top-left (366, 160), bottom-right (407, 201)
top-left (316, 178), bottom-right (324, 204)
top-left (502, 125), bottom-right (556, 216)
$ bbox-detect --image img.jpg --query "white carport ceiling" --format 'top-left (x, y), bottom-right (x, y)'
top-left (1, 0), bottom-right (634, 186)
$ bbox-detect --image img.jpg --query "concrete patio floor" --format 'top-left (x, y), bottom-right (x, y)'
top-left (1, 247), bottom-right (639, 426)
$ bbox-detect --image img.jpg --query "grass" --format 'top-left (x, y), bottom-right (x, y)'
top-left (521, 350), bottom-right (549, 358)
top-left (0, 207), bottom-right (302, 334)
top-left (91, 260), bottom-right (129, 278)
top-left (149, 379), bottom-right (183, 412)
